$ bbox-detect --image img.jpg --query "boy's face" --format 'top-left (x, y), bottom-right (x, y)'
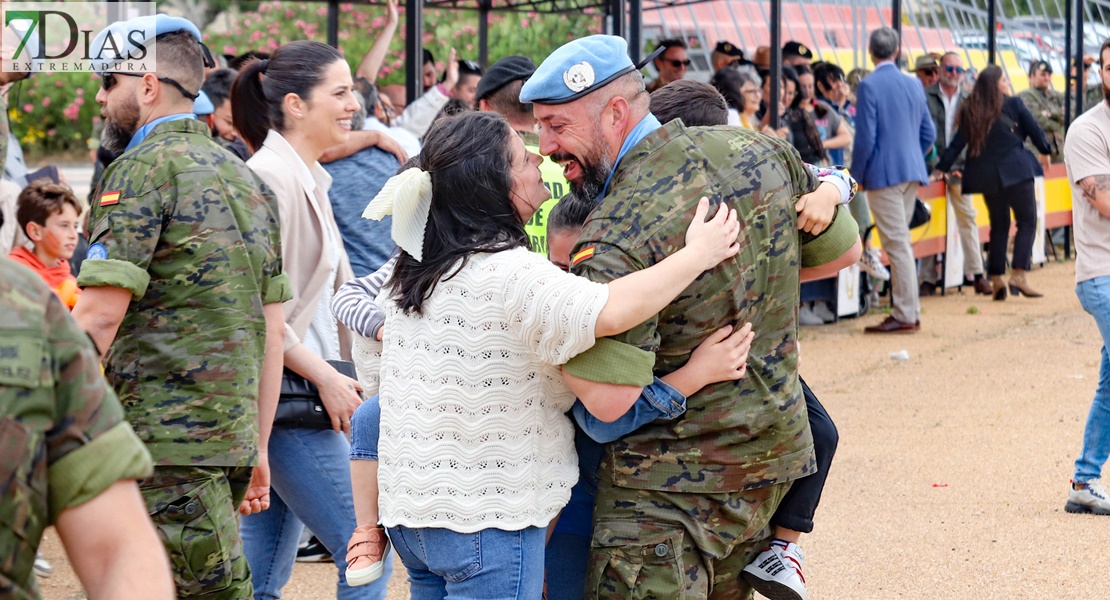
top-left (29, 203), bottom-right (80, 263)
top-left (547, 229), bottom-right (580, 272)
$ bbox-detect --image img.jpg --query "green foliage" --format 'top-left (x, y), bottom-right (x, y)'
top-left (14, 0), bottom-right (601, 158)
top-left (7, 74), bottom-right (101, 159)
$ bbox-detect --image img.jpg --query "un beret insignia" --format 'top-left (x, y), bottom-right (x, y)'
top-left (563, 62), bottom-right (596, 93)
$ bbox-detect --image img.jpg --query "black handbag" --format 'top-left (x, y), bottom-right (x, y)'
top-left (908, 197), bottom-right (932, 229)
top-left (275, 360), bottom-right (358, 429)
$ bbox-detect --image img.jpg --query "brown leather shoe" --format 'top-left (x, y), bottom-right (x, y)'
top-left (864, 316), bottom-right (917, 334)
top-left (972, 277), bottom-right (993, 296)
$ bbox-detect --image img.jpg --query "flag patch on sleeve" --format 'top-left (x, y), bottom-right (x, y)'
top-left (571, 246), bottom-right (595, 266)
top-left (99, 191), bottom-right (121, 206)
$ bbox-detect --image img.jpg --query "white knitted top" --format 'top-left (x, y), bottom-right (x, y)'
top-left (353, 247), bottom-right (610, 533)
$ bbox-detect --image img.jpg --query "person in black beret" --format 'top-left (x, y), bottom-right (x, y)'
top-left (783, 40), bottom-right (814, 67)
top-left (712, 40), bottom-right (744, 72)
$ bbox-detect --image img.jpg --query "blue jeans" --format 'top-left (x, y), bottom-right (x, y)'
top-left (240, 426), bottom-right (393, 600)
top-left (388, 525), bottom-right (545, 600)
top-left (1074, 276), bottom-right (1110, 483)
top-left (351, 395), bottom-right (381, 461)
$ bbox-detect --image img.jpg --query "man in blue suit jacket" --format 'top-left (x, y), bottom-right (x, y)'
top-left (851, 27), bottom-right (936, 334)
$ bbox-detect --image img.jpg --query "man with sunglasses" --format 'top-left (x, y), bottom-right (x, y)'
top-left (921, 51), bottom-right (990, 297)
top-left (1018, 60), bottom-right (1066, 163)
top-left (913, 55), bottom-right (940, 88)
top-left (73, 15), bottom-right (291, 598)
top-left (646, 38), bottom-right (689, 93)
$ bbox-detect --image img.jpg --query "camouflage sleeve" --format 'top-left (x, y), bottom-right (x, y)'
top-left (562, 244), bottom-right (657, 387)
top-left (43, 292), bottom-right (151, 522)
top-left (76, 159), bottom-right (162, 299)
top-left (258, 187), bottom-right (292, 305)
top-left (799, 205), bottom-right (859, 268)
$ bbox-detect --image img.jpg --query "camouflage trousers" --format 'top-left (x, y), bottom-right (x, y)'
top-left (587, 479), bottom-right (790, 600)
top-left (140, 466), bottom-right (253, 599)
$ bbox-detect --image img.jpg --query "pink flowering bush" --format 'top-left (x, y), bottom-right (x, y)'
top-left (8, 73), bottom-right (100, 157)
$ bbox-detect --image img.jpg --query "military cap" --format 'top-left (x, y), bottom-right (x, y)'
top-left (783, 40), bottom-right (814, 60)
top-left (476, 55), bottom-right (536, 101)
top-left (1030, 60), bottom-right (1052, 74)
top-left (914, 55), bottom-right (939, 71)
top-left (521, 35), bottom-right (654, 105)
top-left (193, 90), bottom-right (215, 115)
top-left (90, 14), bottom-right (214, 75)
top-left (714, 41), bottom-right (744, 58)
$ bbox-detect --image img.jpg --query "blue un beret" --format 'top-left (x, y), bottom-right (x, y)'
top-left (90, 15), bottom-right (207, 75)
top-left (193, 90), bottom-right (215, 115)
top-left (520, 35), bottom-right (644, 105)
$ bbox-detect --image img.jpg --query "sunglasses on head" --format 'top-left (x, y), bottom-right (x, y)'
top-left (666, 59), bottom-right (692, 68)
top-left (101, 72), bottom-right (199, 101)
top-left (945, 65), bottom-right (966, 74)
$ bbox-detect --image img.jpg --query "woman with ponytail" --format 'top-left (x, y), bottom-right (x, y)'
top-left (231, 40), bottom-right (390, 599)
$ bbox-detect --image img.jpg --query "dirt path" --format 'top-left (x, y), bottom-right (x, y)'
top-left (38, 259), bottom-right (1107, 599)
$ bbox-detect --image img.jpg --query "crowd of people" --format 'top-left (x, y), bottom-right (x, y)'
top-left (3, 7), bottom-right (1110, 600)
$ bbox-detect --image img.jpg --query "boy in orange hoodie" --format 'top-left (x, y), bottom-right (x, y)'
top-left (8, 179), bottom-right (82, 309)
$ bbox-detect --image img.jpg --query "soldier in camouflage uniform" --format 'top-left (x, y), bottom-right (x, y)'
top-left (72, 16), bottom-right (291, 599)
top-left (522, 36), bottom-right (860, 599)
top-left (0, 253), bottom-right (174, 600)
top-left (1018, 60), bottom-right (1066, 163)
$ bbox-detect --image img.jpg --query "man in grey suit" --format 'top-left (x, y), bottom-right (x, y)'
top-left (921, 51), bottom-right (991, 297)
top-left (851, 27), bottom-right (936, 333)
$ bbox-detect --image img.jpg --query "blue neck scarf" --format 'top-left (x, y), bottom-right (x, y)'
top-left (125, 113), bottom-right (195, 152)
top-left (597, 113), bottom-right (663, 202)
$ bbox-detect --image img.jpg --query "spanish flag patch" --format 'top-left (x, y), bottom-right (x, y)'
top-left (571, 246), bottom-right (595, 266)
top-left (99, 190), bottom-right (121, 207)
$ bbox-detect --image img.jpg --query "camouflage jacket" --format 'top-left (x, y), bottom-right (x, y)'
top-left (77, 118), bottom-right (291, 468)
top-left (565, 120), bottom-right (859, 494)
top-left (1, 259), bottom-right (151, 600)
top-left (1018, 86), bottom-right (1065, 162)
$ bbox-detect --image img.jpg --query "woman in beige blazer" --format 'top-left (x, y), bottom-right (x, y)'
top-left (231, 41), bottom-right (390, 599)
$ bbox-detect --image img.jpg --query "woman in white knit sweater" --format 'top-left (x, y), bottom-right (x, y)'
top-left (358, 111), bottom-right (742, 599)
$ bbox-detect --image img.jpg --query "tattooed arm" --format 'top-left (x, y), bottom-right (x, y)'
top-left (1079, 175), bottom-right (1110, 218)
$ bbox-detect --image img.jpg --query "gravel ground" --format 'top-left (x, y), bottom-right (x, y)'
top-left (36, 258), bottom-right (1107, 599)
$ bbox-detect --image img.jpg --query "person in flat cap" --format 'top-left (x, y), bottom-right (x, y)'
top-left (75, 14), bottom-right (290, 598)
top-left (474, 55), bottom-right (569, 255)
top-left (712, 40), bottom-right (745, 72)
top-left (1018, 59), bottom-right (1066, 162)
top-left (783, 40), bottom-right (814, 67)
top-left (646, 38), bottom-right (689, 92)
top-left (913, 54), bottom-right (940, 88)
top-left (522, 33), bottom-right (861, 599)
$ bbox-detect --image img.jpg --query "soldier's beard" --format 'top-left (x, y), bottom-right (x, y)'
top-left (556, 148), bottom-right (613, 202)
top-left (1103, 81), bottom-right (1110, 105)
top-left (100, 95), bottom-right (142, 153)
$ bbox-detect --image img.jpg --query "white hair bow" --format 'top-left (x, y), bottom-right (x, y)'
top-left (363, 168), bottom-right (433, 262)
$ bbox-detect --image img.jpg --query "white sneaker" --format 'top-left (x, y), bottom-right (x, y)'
top-left (799, 304), bottom-right (824, 326)
top-left (742, 542), bottom-right (807, 600)
top-left (811, 301), bottom-right (836, 324)
top-left (1066, 479), bottom-right (1110, 515)
top-left (33, 553), bottom-right (52, 578)
top-left (859, 247), bottom-right (890, 281)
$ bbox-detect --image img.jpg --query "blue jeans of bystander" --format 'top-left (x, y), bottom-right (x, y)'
top-left (240, 426), bottom-right (392, 600)
top-left (1074, 276), bottom-right (1110, 483)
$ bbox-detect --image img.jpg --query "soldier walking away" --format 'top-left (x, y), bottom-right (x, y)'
top-left (0, 245), bottom-right (174, 599)
top-left (72, 15), bottom-right (291, 599)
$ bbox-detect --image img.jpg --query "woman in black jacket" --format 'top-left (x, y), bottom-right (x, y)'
top-left (935, 65), bottom-right (1052, 300)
